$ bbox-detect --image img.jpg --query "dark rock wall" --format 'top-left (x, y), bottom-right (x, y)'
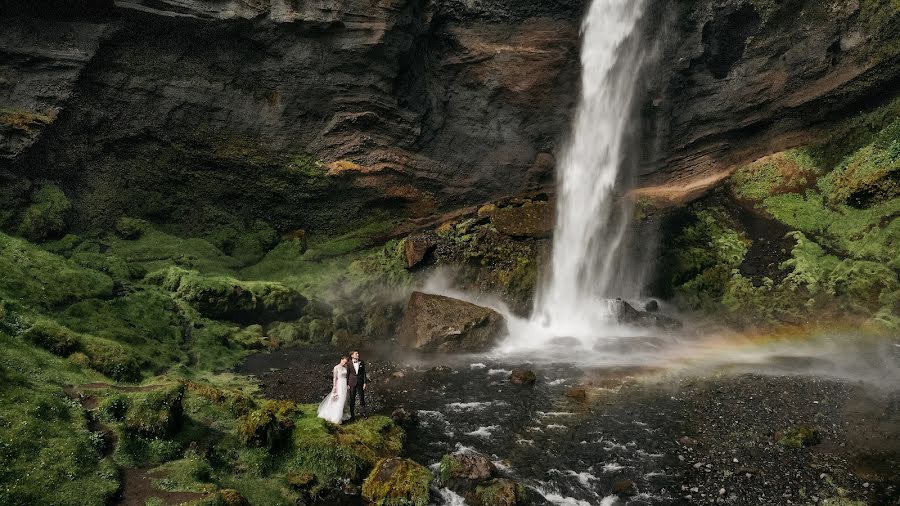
top-left (642, 0), bottom-right (900, 188)
top-left (1, 0), bottom-right (898, 234)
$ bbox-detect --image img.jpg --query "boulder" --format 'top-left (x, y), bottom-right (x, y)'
top-left (440, 452), bottom-right (496, 490)
top-left (609, 298), bottom-right (681, 330)
top-left (490, 201), bottom-right (554, 238)
top-left (564, 387), bottom-right (587, 402)
top-left (471, 478), bottom-right (527, 506)
top-left (611, 478), bottom-right (635, 497)
top-left (396, 292), bottom-right (507, 352)
top-left (362, 457), bottom-right (432, 506)
top-left (391, 407), bottom-right (418, 428)
top-left (509, 369), bottom-right (536, 386)
top-left (403, 232), bottom-right (438, 269)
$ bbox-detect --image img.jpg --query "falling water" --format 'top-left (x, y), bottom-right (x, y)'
top-left (527, 0), bottom-right (650, 342)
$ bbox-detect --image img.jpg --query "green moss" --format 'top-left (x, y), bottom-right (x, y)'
top-left (731, 149), bottom-right (819, 201)
top-left (439, 454), bottom-right (461, 483)
top-left (81, 337), bottom-right (142, 382)
top-left (204, 221), bottom-right (279, 267)
top-left (17, 183), bottom-right (72, 242)
top-left (237, 400), bottom-right (297, 449)
top-left (147, 267), bottom-right (305, 322)
top-left (668, 208), bottom-right (750, 311)
top-left (762, 192), bottom-right (899, 269)
top-left (362, 457), bottom-right (432, 506)
top-left (819, 117), bottom-right (900, 206)
top-left (123, 383), bottom-right (185, 437)
top-left (60, 289), bottom-right (183, 366)
top-left (335, 415), bottom-right (404, 466)
top-left (114, 216), bottom-right (149, 239)
top-left (149, 453), bottom-right (216, 493)
top-left (22, 318), bottom-right (80, 356)
top-left (776, 425), bottom-right (822, 449)
top-left (0, 331), bottom-right (118, 506)
top-left (0, 231), bottom-right (113, 308)
top-left (106, 226), bottom-right (240, 276)
top-left (473, 478), bottom-right (526, 506)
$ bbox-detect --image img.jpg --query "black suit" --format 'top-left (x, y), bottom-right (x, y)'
top-left (346, 360), bottom-right (367, 418)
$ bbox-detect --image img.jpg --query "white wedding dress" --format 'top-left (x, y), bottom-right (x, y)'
top-left (317, 364), bottom-right (348, 424)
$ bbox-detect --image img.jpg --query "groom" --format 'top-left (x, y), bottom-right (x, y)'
top-left (346, 350), bottom-right (367, 420)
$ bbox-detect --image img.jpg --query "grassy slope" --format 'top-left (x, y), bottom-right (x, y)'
top-left (0, 205), bottom-right (411, 505)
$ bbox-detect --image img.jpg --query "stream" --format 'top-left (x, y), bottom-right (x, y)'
top-left (238, 333), bottom-right (900, 505)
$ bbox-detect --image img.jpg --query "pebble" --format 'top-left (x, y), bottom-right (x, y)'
top-left (719, 488), bottom-right (726, 495)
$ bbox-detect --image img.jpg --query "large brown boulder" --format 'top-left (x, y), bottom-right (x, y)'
top-left (440, 452), bottom-right (497, 489)
top-left (396, 292), bottom-right (507, 352)
top-left (490, 201), bottom-right (554, 238)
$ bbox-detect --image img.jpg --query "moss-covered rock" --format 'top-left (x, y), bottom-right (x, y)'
top-left (362, 457), bottom-right (432, 506)
top-left (82, 338), bottom-right (143, 382)
top-left (776, 425), bottom-right (822, 449)
top-left (147, 266), bottom-right (306, 323)
top-left (439, 451), bottom-right (496, 490)
top-left (396, 292), bottom-right (507, 352)
top-left (123, 383), bottom-right (185, 437)
top-left (16, 182), bottom-right (71, 242)
top-left (471, 478), bottom-right (527, 506)
top-left (490, 200), bottom-right (554, 238)
top-left (22, 318), bottom-right (80, 356)
top-left (237, 399), bottom-right (298, 449)
top-left (114, 216), bottom-right (149, 239)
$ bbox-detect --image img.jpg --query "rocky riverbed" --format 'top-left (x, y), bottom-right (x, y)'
top-left (238, 336), bottom-right (900, 505)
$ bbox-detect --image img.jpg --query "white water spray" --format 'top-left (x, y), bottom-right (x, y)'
top-left (521, 0), bottom-right (651, 346)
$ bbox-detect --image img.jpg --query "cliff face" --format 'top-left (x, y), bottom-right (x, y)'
top-left (640, 0), bottom-right (900, 201)
top-left (1, 0), bottom-right (898, 234)
top-left (2, 0), bottom-right (584, 235)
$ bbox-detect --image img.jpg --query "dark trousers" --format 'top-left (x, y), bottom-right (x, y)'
top-left (348, 384), bottom-right (365, 418)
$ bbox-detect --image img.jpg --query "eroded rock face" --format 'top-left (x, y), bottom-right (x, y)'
top-left (2, 0), bottom-right (897, 233)
top-left (639, 0), bottom-right (900, 196)
top-left (396, 292), bottom-right (507, 352)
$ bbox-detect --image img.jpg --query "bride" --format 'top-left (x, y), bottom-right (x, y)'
top-left (317, 355), bottom-right (349, 424)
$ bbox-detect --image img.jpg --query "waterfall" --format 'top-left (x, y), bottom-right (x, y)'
top-left (518, 0), bottom-right (651, 345)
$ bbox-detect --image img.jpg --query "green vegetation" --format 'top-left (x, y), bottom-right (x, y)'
top-left (776, 425), bottom-right (822, 449)
top-left (0, 180), bottom-right (418, 504)
top-left (0, 331), bottom-right (118, 506)
top-left (361, 457), bottom-right (432, 506)
top-left (661, 98), bottom-right (900, 330)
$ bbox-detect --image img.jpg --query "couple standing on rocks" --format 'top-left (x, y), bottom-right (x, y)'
top-left (316, 350), bottom-right (368, 424)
